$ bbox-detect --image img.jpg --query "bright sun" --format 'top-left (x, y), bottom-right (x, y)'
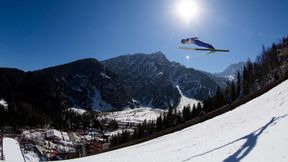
top-left (176, 0), bottom-right (200, 23)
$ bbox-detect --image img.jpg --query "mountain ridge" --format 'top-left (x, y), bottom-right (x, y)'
top-left (1, 51), bottom-right (229, 112)
top-left (214, 62), bottom-right (245, 81)
top-left (103, 51), bottom-right (223, 109)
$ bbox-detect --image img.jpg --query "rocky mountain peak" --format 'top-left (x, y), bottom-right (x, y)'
top-left (214, 62), bottom-right (245, 81)
top-left (103, 51), bottom-right (222, 108)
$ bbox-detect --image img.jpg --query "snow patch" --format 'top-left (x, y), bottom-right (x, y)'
top-left (100, 72), bottom-right (111, 79)
top-left (104, 129), bottom-right (134, 137)
top-left (0, 99), bottom-right (8, 110)
top-left (68, 107), bottom-right (87, 115)
top-left (23, 151), bottom-right (41, 162)
top-left (176, 85), bottom-right (201, 112)
top-left (227, 75), bottom-right (235, 81)
top-left (156, 72), bottom-right (163, 76)
top-left (101, 107), bottom-right (163, 124)
top-left (91, 89), bottom-right (113, 112)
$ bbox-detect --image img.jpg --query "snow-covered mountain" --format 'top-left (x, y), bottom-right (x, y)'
top-left (103, 52), bottom-right (221, 109)
top-left (215, 62), bottom-right (245, 81)
top-left (63, 78), bottom-right (288, 162)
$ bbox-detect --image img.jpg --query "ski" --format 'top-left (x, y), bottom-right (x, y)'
top-left (179, 47), bottom-right (229, 52)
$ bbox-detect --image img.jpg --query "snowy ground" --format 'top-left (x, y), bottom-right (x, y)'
top-left (176, 85), bottom-right (201, 112)
top-left (104, 129), bottom-right (135, 137)
top-left (100, 85), bottom-right (200, 125)
top-left (68, 107), bottom-right (87, 115)
top-left (2, 138), bottom-right (24, 162)
top-left (23, 151), bottom-right (41, 162)
top-left (101, 107), bottom-right (164, 124)
top-left (61, 80), bottom-right (288, 162)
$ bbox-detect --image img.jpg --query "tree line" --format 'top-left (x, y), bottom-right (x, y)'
top-left (203, 36), bottom-right (288, 113)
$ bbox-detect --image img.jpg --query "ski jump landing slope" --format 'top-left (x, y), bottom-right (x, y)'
top-left (63, 79), bottom-right (288, 162)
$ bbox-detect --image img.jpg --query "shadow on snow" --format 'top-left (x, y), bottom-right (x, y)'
top-left (181, 114), bottom-right (288, 162)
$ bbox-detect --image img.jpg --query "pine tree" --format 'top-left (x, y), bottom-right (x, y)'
top-left (203, 96), bottom-right (213, 113)
top-left (225, 81), bottom-right (232, 103)
top-left (231, 81), bottom-right (236, 101)
top-left (236, 71), bottom-right (241, 98)
top-left (182, 105), bottom-right (191, 121)
top-left (226, 81), bottom-right (236, 103)
top-left (156, 116), bottom-right (163, 132)
top-left (176, 111), bottom-right (184, 124)
top-left (242, 66), bottom-right (250, 95)
top-left (197, 102), bottom-right (202, 115)
top-left (214, 86), bottom-right (226, 108)
top-left (166, 106), bottom-right (176, 127)
top-left (246, 59), bottom-right (254, 86)
top-left (191, 104), bottom-right (197, 118)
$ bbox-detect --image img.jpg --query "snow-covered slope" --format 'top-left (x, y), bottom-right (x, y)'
top-left (176, 85), bottom-right (201, 112)
top-left (101, 107), bottom-right (163, 124)
top-left (64, 79), bottom-right (288, 162)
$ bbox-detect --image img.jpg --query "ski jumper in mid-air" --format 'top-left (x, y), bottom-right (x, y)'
top-left (179, 37), bottom-right (229, 54)
top-left (181, 37), bottom-right (215, 49)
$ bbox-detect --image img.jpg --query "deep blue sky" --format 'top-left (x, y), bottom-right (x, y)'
top-left (0, 0), bottom-right (287, 73)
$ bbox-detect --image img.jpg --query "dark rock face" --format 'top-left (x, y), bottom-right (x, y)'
top-left (103, 52), bottom-right (221, 109)
top-left (103, 52), bottom-right (180, 109)
top-left (36, 58), bottom-right (132, 111)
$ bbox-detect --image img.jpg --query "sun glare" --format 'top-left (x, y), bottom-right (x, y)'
top-left (177, 0), bottom-right (200, 23)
